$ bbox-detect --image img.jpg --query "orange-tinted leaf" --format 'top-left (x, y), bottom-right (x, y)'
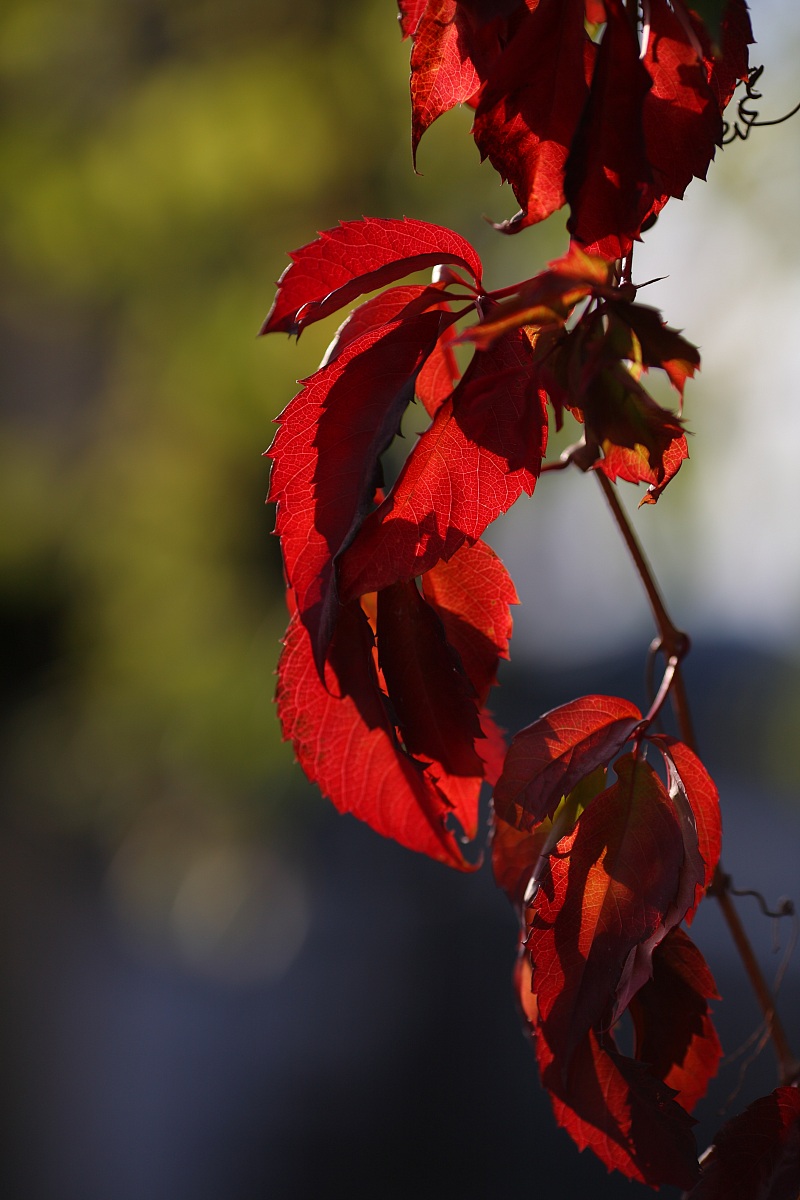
top-left (596, 434), bottom-right (689, 505)
top-left (528, 755), bottom-right (688, 1069)
top-left (493, 694), bottom-right (642, 830)
top-left (688, 1087), bottom-right (800, 1200)
top-left (261, 218), bottom-right (483, 336)
top-left (337, 330), bottom-right (547, 599)
top-left (630, 927), bottom-right (721, 1113)
top-left (267, 313), bottom-right (443, 666)
top-left (276, 603), bottom-right (480, 869)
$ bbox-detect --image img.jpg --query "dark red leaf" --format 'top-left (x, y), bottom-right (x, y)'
top-left (688, 1087), bottom-right (800, 1200)
top-left (493, 694), bottom-right (642, 830)
top-left (398, 0), bottom-right (428, 38)
top-left (650, 736), bottom-right (722, 920)
top-left (630, 926), bottom-right (721, 1113)
top-left (261, 218), bottom-right (482, 336)
top-left (705, 0), bottom-right (753, 112)
top-left (337, 329), bottom-right (547, 599)
top-left (565, 0), bottom-right (654, 258)
top-left (608, 299), bottom-right (701, 401)
top-left (416, 316), bottom-right (462, 415)
top-left (276, 602), bottom-right (480, 869)
top-left (472, 0), bottom-right (592, 232)
top-left (377, 578), bottom-right (484, 775)
top-left (528, 755), bottom-right (689, 1070)
top-left (642, 0), bottom-right (723, 204)
top-left (321, 284), bottom-right (464, 366)
top-left (517, 953), bottom-right (700, 1189)
top-left (267, 312), bottom-right (443, 666)
top-left (420, 537), bottom-right (518, 705)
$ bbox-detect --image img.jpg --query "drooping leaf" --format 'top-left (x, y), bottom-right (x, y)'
top-left (420, 537), bottom-right (518, 705)
top-left (276, 602), bottom-right (481, 869)
top-left (688, 1086), bottom-right (800, 1200)
top-left (337, 329), bottom-right (547, 599)
top-left (580, 362), bottom-right (686, 486)
top-left (408, 0), bottom-right (482, 162)
top-left (472, 0), bottom-right (592, 232)
top-left (376, 577), bottom-right (485, 775)
top-left (651, 736), bottom-right (722, 919)
top-left (608, 299), bottom-right (701, 402)
top-left (629, 926), bottom-right (721, 1113)
top-left (518, 953), bottom-right (700, 1189)
top-left (565, 0), bottom-right (654, 258)
top-left (416, 315), bottom-right (462, 415)
top-left (261, 218), bottom-right (483, 336)
top-left (320, 284), bottom-right (463, 367)
top-left (527, 755), bottom-right (688, 1070)
top-left (267, 312), bottom-right (443, 666)
top-left (493, 694), bottom-right (642, 830)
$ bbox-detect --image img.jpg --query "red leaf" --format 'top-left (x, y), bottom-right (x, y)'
top-left (517, 953), bottom-right (700, 1189)
top-left (688, 1087), bottom-right (800, 1200)
top-left (267, 312), bottom-right (443, 666)
top-left (706, 0), bottom-right (753, 114)
top-left (261, 217), bottom-right (483, 336)
top-left (528, 755), bottom-right (688, 1070)
top-left (337, 329), bottom-right (547, 599)
top-left (416, 317), bottom-right (462, 415)
top-left (420, 537), bottom-right (517, 705)
top-left (650, 736), bottom-right (722, 920)
top-left (630, 927), bottom-right (721, 1113)
top-left (408, 0), bottom-right (482, 162)
top-left (565, 0), bottom-right (654, 258)
top-left (398, 0), bottom-right (428, 38)
top-left (377, 578), bottom-right (484, 775)
top-left (596, 434), bottom-right (689, 504)
top-left (609, 299), bottom-right (701, 401)
top-left (321, 284), bottom-right (463, 366)
top-left (276, 603), bottom-right (480, 869)
top-left (493, 694), bottom-right (642, 830)
top-left (472, 0), bottom-right (592, 232)
top-left (642, 0), bottom-right (724, 204)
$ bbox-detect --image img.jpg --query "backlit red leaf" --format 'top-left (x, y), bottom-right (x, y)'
top-left (261, 218), bottom-right (483, 336)
top-left (321, 284), bottom-right (463, 366)
top-left (596, 434), bottom-right (689, 505)
top-left (267, 312), bottom-right (443, 665)
top-left (518, 954), bottom-right (700, 1189)
top-left (377, 578), bottom-right (484, 775)
top-left (493, 694), bottom-right (642, 830)
top-left (276, 603), bottom-right (480, 869)
top-left (528, 755), bottom-right (688, 1069)
top-left (565, 0), bottom-right (653, 258)
top-left (408, 0), bottom-right (482, 161)
top-left (651, 736), bottom-right (722, 919)
top-left (688, 1086), bottom-right (800, 1200)
top-left (630, 926), bottom-right (721, 1113)
top-left (420, 537), bottom-right (517, 705)
top-left (337, 329), bottom-right (547, 599)
top-left (472, 0), bottom-right (592, 232)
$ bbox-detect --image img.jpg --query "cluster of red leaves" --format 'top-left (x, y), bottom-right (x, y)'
top-left (399, 0), bottom-right (752, 254)
top-left (492, 696), bottom-right (723, 1187)
top-left (261, 1), bottom-right (797, 1194)
top-left (263, 218), bottom-right (696, 870)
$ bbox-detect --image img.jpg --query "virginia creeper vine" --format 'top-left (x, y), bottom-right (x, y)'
top-left (262, 1), bottom-right (799, 1192)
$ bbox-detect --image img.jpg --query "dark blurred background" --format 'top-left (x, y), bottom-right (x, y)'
top-left (1, 1), bottom-right (799, 1197)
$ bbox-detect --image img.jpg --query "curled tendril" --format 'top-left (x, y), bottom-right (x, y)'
top-left (722, 64), bottom-right (800, 145)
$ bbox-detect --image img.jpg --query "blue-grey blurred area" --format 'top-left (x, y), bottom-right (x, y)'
top-left (0, 1), bottom-right (798, 1198)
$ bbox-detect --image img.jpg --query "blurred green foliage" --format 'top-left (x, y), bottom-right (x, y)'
top-left (0, 0), bottom-right (566, 848)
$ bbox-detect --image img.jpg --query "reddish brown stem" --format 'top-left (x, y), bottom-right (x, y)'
top-left (595, 470), bottom-right (799, 1085)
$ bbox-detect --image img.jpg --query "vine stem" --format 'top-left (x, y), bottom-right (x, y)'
top-left (595, 469), bottom-right (799, 1086)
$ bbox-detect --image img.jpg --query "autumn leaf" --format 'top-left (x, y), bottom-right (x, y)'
top-left (492, 694), bottom-right (642, 830)
top-left (650, 735), bottom-right (722, 919)
top-left (629, 926), bottom-right (721, 1113)
top-left (688, 1086), bottom-right (800, 1200)
top-left (267, 312), bottom-right (444, 667)
top-left (337, 329), bottom-right (547, 600)
top-left (261, 217), bottom-right (483, 337)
